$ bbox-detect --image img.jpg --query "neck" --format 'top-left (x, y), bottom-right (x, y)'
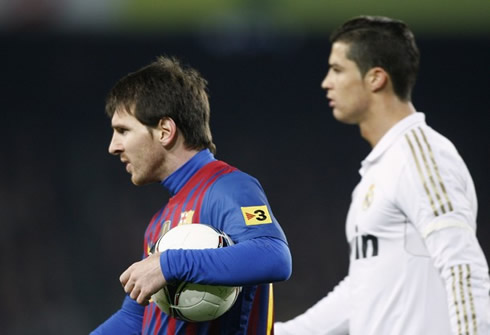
top-left (163, 149), bottom-right (200, 179)
top-left (359, 98), bottom-right (416, 147)
top-left (158, 134), bottom-right (200, 181)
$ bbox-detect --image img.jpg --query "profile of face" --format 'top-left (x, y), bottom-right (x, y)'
top-left (321, 42), bottom-right (371, 125)
top-left (108, 108), bottom-right (166, 185)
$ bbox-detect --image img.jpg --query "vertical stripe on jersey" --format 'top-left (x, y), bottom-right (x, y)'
top-left (451, 266), bottom-right (463, 335)
top-left (458, 265), bottom-right (470, 335)
top-left (405, 133), bottom-right (439, 216)
top-left (247, 284), bottom-right (274, 335)
top-left (466, 264), bottom-right (478, 334)
top-left (405, 129), bottom-right (454, 217)
top-left (247, 285), bottom-right (261, 334)
top-left (450, 264), bottom-right (478, 335)
top-left (267, 284), bottom-right (274, 335)
top-left (142, 161), bottom-right (238, 335)
top-left (418, 127), bottom-right (454, 211)
top-left (411, 129), bottom-right (446, 214)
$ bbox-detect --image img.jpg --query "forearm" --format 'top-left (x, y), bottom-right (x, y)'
top-left (160, 236), bottom-right (292, 285)
top-left (90, 295), bottom-right (144, 335)
top-left (275, 277), bottom-right (350, 335)
top-left (426, 227), bottom-right (490, 334)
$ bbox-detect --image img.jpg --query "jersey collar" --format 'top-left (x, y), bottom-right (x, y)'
top-left (161, 149), bottom-right (216, 196)
top-left (360, 112), bottom-right (426, 175)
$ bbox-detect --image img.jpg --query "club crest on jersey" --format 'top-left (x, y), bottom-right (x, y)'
top-left (241, 205), bottom-right (272, 225)
top-left (362, 184), bottom-right (375, 210)
top-left (178, 210), bottom-right (195, 225)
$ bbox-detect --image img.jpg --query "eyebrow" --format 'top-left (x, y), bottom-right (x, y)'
top-left (111, 122), bottom-right (127, 130)
top-left (329, 62), bottom-right (343, 68)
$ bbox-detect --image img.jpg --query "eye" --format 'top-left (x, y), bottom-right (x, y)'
top-left (115, 127), bottom-right (128, 135)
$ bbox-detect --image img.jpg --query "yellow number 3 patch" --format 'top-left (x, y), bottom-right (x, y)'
top-left (241, 205), bottom-right (273, 225)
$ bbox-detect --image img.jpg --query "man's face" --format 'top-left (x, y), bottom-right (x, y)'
top-left (108, 108), bottom-right (166, 185)
top-left (321, 42), bottom-right (371, 125)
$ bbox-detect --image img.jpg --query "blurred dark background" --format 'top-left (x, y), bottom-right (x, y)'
top-left (1, 1), bottom-right (489, 334)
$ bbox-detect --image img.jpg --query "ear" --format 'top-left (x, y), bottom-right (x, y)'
top-left (157, 117), bottom-right (177, 147)
top-left (365, 67), bottom-right (388, 93)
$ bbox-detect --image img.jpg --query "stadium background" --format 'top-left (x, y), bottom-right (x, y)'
top-left (1, 1), bottom-right (489, 333)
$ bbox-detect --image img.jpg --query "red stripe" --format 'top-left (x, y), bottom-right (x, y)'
top-left (185, 321), bottom-right (198, 335)
top-left (183, 168), bottom-right (221, 217)
top-left (247, 286), bottom-right (262, 334)
top-left (142, 305), bottom-right (151, 333)
top-left (194, 165), bottom-right (236, 222)
top-left (192, 173), bottom-right (224, 222)
top-left (153, 309), bottom-right (163, 334)
top-left (180, 161), bottom-right (229, 219)
top-left (167, 317), bottom-right (177, 335)
top-left (208, 319), bottom-right (220, 334)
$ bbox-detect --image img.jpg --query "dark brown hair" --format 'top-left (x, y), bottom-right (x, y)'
top-left (331, 16), bottom-right (420, 101)
top-left (105, 56), bottom-right (216, 154)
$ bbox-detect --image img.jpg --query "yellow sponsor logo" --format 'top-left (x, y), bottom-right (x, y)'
top-left (241, 205), bottom-right (272, 225)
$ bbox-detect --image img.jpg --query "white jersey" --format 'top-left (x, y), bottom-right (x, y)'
top-left (276, 113), bottom-right (490, 335)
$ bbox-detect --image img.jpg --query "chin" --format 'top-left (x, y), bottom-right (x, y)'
top-left (131, 174), bottom-right (157, 186)
top-left (130, 175), bottom-right (145, 186)
top-left (333, 109), bottom-right (358, 125)
top-left (333, 109), bottom-right (348, 123)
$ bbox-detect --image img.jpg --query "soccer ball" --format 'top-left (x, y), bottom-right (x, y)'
top-left (151, 224), bottom-right (241, 322)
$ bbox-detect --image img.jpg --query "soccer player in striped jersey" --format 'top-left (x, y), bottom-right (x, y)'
top-left (90, 56), bottom-right (292, 334)
top-left (275, 16), bottom-right (489, 335)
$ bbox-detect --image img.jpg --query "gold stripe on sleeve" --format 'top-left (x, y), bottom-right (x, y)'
top-left (458, 265), bottom-right (470, 335)
top-left (411, 129), bottom-right (447, 214)
top-left (466, 264), bottom-right (478, 334)
top-left (418, 127), bottom-right (454, 212)
top-left (451, 266), bottom-right (463, 335)
top-left (267, 283), bottom-right (274, 335)
top-left (405, 134), bottom-right (439, 216)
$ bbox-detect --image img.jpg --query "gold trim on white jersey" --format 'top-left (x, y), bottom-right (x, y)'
top-left (405, 133), bottom-right (439, 216)
top-left (405, 128), bottom-right (454, 218)
top-left (418, 127), bottom-right (454, 212)
top-left (421, 220), bottom-right (473, 239)
top-left (451, 266), bottom-right (463, 335)
top-left (451, 264), bottom-right (478, 335)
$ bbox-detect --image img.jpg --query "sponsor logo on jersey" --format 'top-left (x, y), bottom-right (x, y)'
top-left (241, 205), bottom-right (272, 225)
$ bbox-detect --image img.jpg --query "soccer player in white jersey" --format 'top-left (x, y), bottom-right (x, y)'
top-left (275, 16), bottom-right (490, 335)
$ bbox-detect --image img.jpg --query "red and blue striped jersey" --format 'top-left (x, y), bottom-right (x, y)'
top-left (141, 149), bottom-right (287, 334)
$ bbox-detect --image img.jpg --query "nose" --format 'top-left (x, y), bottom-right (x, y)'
top-left (321, 71), bottom-right (332, 91)
top-left (108, 133), bottom-right (122, 155)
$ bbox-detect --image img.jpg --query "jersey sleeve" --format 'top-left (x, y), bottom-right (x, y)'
top-left (274, 277), bottom-right (350, 335)
top-left (199, 170), bottom-right (287, 243)
top-left (159, 170), bottom-right (292, 286)
top-left (90, 295), bottom-right (144, 335)
top-left (396, 132), bottom-right (490, 334)
top-left (161, 236), bottom-right (291, 285)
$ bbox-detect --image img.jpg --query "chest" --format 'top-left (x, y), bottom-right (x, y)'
top-left (345, 163), bottom-right (406, 243)
top-left (144, 193), bottom-right (205, 256)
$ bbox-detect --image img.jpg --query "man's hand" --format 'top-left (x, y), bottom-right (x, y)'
top-left (120, 252), bottom-right (167, 305)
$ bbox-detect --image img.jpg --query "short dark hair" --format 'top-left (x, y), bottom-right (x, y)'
top-left (330, 16), bottom-right (420, 101)
top-left (105, 56), bottom-right (216, 154)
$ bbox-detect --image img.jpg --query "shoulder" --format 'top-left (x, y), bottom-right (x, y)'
top-left (209, 168), bottom-right (264, 199)
top-left (398, 123), bottom-right (465, 176)
top-left (201, 164), bottom-right (272, 211)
